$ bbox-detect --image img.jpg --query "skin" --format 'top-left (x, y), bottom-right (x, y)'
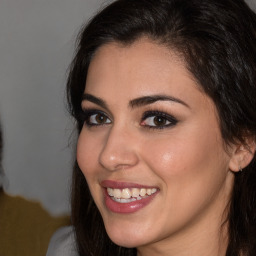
top-left (77, 38), bottom-right (241, 256)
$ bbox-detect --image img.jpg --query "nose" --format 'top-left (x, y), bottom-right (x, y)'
top-left (99, 125), bottom-right (139, 171)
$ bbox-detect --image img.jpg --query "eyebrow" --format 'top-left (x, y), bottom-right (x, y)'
top-left (129, 95), bottom-right (190, 109)
top-left (82, 93), bottom-right (190, 109)
top-left (82, 93), bottom-right (110, 111)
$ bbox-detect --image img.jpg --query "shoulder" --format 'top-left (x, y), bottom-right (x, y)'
top-left (46, 226), bottom-right (78, 256)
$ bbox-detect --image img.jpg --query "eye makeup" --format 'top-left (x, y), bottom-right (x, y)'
top-left (80, 106), bottom-right (178, 131)
top-left (141, 110), bottom-right (178, 130)
top-left (80, 108), bottom-right (112, 127)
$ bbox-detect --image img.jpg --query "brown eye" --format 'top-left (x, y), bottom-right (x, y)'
top-left (141, 111), bottom-right (178, 129)
top-left (143, 116), bottom-right (171, 127)
top-left (95, 114), bottom-right (108, 124)
top-left (153, 116), bottom-right (168, 126)
top-left (89, 113), bottom-right (111, 125)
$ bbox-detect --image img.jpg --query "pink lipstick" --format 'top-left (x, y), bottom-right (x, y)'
top-left (101, 180), bottom-right (158, 214)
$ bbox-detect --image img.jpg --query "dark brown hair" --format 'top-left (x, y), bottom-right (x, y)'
top-left (67, 0), bottom-right (256, 255)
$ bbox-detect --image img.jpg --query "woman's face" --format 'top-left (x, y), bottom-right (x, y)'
top-left (77, 38), bottom-right (235, 251)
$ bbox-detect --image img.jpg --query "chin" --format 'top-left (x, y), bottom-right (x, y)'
top-left (109, 236), bottom-right (143, 248)
top-left (105, 226), bottom-right (149, 248)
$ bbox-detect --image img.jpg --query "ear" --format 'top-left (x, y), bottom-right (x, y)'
top-left (229, 137), bottom-right (256, 172)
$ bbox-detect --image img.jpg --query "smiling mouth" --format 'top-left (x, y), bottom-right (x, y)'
top-left (107, 187), bottom-right (158, 203)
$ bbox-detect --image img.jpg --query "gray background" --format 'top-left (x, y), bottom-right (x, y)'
top-left (0, 0), bottom-right (106, 216)
top-left (0, 0), bottom-right (255, 216)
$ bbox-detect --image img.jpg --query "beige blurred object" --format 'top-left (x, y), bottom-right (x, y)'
top-left (0, 189), bottom-right (70, 256)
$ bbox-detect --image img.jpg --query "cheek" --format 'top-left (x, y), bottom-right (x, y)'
top-left (142, 135), bottom-right (231, 229)
top-left (142, 136), bottom-right (201, 177)
top-left (142, 128), bottom-right (228, 191)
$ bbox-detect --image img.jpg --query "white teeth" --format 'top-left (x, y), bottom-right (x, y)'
top-left (131, 188), bottom-right (140, 197)
top-left (113, 188), bottom-right (122, 198)
top-left (122, 188), bottom-right (131, 199)
top-left (112, 197), bottom-right (137, 203)
top-left (146, 189), bottom-right (152, 195)
top-left (107, 187), bottom-right (157, 201)
top-left (107, 188), bottom-right (113, 196)
top-left (140, 188), bottom-right (146, 196)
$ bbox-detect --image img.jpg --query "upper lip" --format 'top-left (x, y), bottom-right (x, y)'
top-left (101, 180), bottom-right (158, 189)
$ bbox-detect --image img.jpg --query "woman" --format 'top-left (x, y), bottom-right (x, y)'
top-left (64, 0), bottom-right (256, 255)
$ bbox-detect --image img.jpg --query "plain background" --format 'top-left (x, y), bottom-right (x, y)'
top-left (0, 0), bottom-right (255, 216)
top-left (0, 0), bottom-right (106, 215)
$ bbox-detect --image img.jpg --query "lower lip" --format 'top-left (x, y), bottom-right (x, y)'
top-left (104, 189), bottom-right (158, 214)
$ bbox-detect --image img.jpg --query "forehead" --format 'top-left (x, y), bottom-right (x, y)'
top-left (86, 38), bottom-right (196, 91)
top-left (84, 37), bottom-right (213, 114)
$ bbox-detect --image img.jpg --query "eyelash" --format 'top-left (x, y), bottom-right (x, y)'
top-left (80, 109), bottom-right (111, 127)
top-left (141, 110), bottom-right (178, 130)
top-left (80, 108), bottom-right (178, 129)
